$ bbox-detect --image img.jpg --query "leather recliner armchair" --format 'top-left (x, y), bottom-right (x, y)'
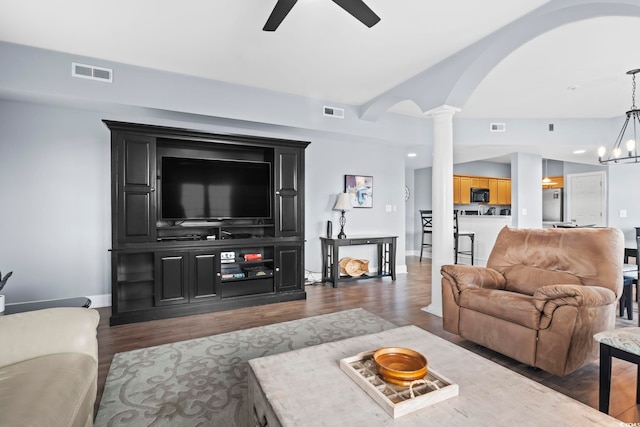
top-left (441, 226), bottom-right (623, 376)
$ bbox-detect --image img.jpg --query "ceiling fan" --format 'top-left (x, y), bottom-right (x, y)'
top-left (263, 0), bottom-right (380, 31)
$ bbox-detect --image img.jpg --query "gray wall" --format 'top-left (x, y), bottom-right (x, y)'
top-left (544, 159), bottom-right (564, 177)
top-left (4, 41), bottom-right (640, 304)
top-left (454, 161), bottom-right (511, 178)
top-left (0, 97), bottom-right (407, 304)
top-left (0, 42), bottom-right (417, 305)
top-left (404, 169), bottom-right (416, 256)
top-left (0, 100), bottom-right (111, 303)
top-left (511, 152), bottom-right (542, 228)
top-left (607, 163), bottom-right (640, 248)
top-left (304, 136), bottom-right (406, 276)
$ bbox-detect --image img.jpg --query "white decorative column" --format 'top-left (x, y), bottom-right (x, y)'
top-left (423, 105), bottom-right (459, 317)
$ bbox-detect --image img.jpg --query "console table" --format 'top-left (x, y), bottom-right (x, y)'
top-left (320, 235), bottom-right (397, 287)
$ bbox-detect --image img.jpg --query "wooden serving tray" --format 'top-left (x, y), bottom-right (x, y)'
top-left (340, 350), bottom-right (459, 418)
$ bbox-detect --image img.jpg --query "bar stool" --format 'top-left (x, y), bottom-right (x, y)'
top-left (454, 210), bottom-right (475, 265)
top-left (419, 209), bottom-right (433, 262)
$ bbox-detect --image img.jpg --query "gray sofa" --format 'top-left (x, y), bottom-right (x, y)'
top-left (0, 307), bottom-right (100, 426)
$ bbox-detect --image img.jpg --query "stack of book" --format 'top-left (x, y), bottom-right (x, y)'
top-left (243, 253), bottom-right (262, 261)
top-left (221, 265), bottom-right (245, 280)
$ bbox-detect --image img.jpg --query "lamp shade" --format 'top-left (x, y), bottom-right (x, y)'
top-left (333, 192), bottom-right (352, 211)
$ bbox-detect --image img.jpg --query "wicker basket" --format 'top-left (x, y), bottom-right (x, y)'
top-left (339, 257), bottom-right (369, 277)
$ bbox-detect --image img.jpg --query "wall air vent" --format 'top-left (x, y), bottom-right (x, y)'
top-left (323, 106), bottom-right (344, 119)
top-left (490, 123), bottom-right (506, 132)
top-left (72, 62), bottom-right (113, 83)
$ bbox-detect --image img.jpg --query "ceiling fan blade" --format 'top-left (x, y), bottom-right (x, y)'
top-left (263, 0), bottom-right (298, 31)
top-left (332, 0), bottom-right (380, 28)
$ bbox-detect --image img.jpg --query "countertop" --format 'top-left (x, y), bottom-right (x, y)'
top-left (458, 215), bottom-right (511, 218)
top-left (456, 215), bottom-right (512, 265)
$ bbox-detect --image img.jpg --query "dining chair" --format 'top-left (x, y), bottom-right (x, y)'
top-left (621, 245), bottom-right (639, 321)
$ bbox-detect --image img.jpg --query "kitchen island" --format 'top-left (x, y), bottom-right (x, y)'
top-left (457, 215), bottom-right (512, 265)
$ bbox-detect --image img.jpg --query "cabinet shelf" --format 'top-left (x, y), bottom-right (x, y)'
top-left (117, 272), bottom-right (154, 284)
top-left (118, 297), bottom-right (154, 312)
top-left (221, 275), bottom-right (273, 283)
top-left (224, 224), bottom-right (273, 229)
top-left (229, 259), bottom-right (274, 266)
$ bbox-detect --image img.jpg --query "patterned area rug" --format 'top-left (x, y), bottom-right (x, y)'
top-left (94, 308), bottom-right (397, 426)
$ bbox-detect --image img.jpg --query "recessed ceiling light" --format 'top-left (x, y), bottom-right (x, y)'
top-left (407, 153), bottom-right (417, 157)
top-left (573, 149), bottom-right (586, 154)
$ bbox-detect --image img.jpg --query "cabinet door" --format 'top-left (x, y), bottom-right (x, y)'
top-left (274, 147), bottom-right (303, 237)
top-left (114, 134), bottom-right (156, 244)
top-left (453, 176), bottom-right (461, 204)
top-left (460, 177), bottom-right (471, 204)
top-left (275, 245), bottom-right (303, 292)
top-left (190, 250), bottom-right (219, 302)
top-left (489, 179), bottom-right (499, 204)
top-left (497, 179), bottom-right (509, 204)
top-left (478, 178), bottom-right (489, 188)
top-left (155, 252), bottom-right (188, 306)
top-left (549, 176), bottom-right (564, 189)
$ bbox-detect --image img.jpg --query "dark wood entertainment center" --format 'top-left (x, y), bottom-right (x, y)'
top-left (106, 121), bottom-right (309, 325)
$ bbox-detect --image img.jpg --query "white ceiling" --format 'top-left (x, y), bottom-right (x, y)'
top-left (1, 0), bottom-right (640, 165)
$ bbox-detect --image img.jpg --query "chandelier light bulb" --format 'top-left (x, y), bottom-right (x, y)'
top-left (598, 146), bottom-right (606, 157)
top-left (626, 139), bottom-right (636, 153)
top-left (613, 147), bottom-right (622, 158)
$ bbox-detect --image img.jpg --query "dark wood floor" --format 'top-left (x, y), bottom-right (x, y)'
top-left (95, 256), bottom-right (640, 422)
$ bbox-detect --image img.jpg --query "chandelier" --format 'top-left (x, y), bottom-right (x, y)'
top-left (598, 69), bottom-right (640, 164)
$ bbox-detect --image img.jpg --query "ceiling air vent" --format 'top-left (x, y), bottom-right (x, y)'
top-left (489, 123), bottom-right (506, 132)
top-left (72, 62), bottom-right (113, 83)
top-left (323, 106), bottom-right (344, 119)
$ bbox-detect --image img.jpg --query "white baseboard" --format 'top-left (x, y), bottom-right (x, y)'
top-left (396, 264), bottom-right (408, 275)
top-left (407, 249), bottom-right (432, 258)
top-left (86, 294), bottom-right (111, 308)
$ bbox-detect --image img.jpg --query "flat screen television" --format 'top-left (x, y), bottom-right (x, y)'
top-left (160, 156), bottom-right (272, 220)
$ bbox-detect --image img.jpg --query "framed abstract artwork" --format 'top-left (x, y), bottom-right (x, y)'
top-left (345, 175), bottom-right (373, 208)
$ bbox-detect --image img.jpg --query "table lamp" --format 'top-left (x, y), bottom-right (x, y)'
top-left (333, 192), bottom-right (352, 239)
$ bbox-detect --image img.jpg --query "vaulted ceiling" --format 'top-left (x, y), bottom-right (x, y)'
top-left (2, 1), bottom-right (640, 165)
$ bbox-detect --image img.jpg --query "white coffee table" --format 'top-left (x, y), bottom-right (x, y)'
top-left (248, 325), bottom-right (620, 426)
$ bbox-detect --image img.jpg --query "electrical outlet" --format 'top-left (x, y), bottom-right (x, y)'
top-left (620, 209), bottom-right (628, 218)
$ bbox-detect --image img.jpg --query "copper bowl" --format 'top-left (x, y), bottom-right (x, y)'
top-left (373, 347), bottom-right (428, 386)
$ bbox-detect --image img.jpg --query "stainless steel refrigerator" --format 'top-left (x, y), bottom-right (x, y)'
top-left (542, 188), bottom-right (563, 222)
